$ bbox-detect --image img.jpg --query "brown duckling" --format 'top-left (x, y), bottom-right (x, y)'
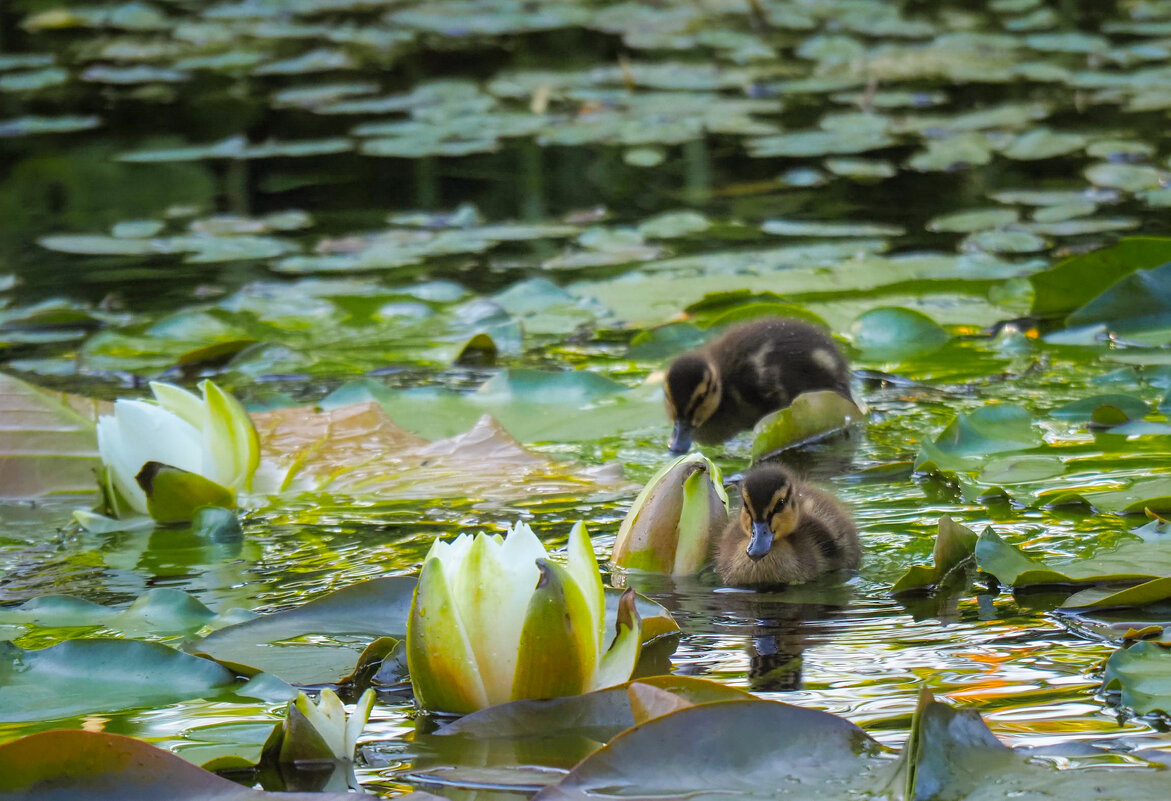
top-left (664, 317), bottom-right (852, 454)
top-left (716, 464), bottom-right (860, 587)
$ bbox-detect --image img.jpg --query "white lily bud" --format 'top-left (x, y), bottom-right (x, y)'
top-left (407, 522), bottom-right (643, 714)
top-left (96, 380), bottom-right (259, 518)
top-left (611, 453), bottom-right (729, 575)
top-left (279, 687), bottom-right (375, 764)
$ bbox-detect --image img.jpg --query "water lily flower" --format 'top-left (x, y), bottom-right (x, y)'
top-left (408, 521), bottom-right (642, 714)
top-left (96, 379), bottom-right (259, 519)
top-left (611, 452), bottom-right (729, 575)
top-left (278, 687), bottom-right (375, 764)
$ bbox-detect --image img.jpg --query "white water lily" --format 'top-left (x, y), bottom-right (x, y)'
top-left (279, 687), bottom-right (375, 764)
top-left (611, 452), bottom-right (729, 575)
top-left (407, 521), bottom-right (642, 714)
top-left (96, 379), bottom-right (259, 517)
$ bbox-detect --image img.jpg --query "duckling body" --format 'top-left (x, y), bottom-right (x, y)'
top-left (665, 317), bottom-right (852, 453)
top-left (716, 464), bottom-right (860, 587)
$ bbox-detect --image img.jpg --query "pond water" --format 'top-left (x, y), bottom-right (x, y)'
top-left (5, 0), bottom-right (1171, 795)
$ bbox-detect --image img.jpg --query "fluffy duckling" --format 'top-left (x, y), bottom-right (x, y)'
top-left (665, 317), bottom-right (852, 454)
top-left (716, 464), bottom-right (860, 588)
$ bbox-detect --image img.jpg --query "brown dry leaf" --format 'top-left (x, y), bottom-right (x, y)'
top-left (0, 372), bottom-right (103, 498)
top-left (251, 401), bottom-right (628, 501)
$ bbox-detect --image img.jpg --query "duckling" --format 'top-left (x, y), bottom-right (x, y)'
top-left (664, 317), bottom-right (852, 454)
top-left (716, 464), bottom-right (860, 588)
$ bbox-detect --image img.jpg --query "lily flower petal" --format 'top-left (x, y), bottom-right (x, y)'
top-left (511, 560), bottom-right (592, 701)
top-left (565, 521), bottom-right (606, 657)
top-left (594, 588), bottom-right (643, 690)
top-left (612, 453), bottom-right (729, 576)
top-left (407, 554), bottom-right (489, 714)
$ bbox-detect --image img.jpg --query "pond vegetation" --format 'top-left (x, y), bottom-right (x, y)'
top-left (8, 0), bottom-right (1171, 796)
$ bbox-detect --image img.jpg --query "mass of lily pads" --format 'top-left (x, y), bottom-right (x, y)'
top-left (12, 0), bottom-right (1171, 797)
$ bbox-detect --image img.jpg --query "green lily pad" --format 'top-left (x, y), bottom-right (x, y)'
top-left (915, 405), bottom-right (1039, 472)
top-left (976, 526), bottom-right (1171, 587)
top-left (191, 577), bottom-right (415, 685)
top-left (751, 390), bottom-right (864, 460)
top-left (998, 129), bottom-right (1086, 160)
top-left (1052, 394), bottom-right (1149, 423)
top-left (962, 229), bottom-right (1047, 254)
top-left (927, 208), bottom-right (1020, 233)
top-left (762, 219), bottom-right (904, 237)
top-left (535, 698), bottom-right (893, 801)
top-left (904, 689), bottom-right (1168, 800)
top-left (0, 730), bottom-right (356, 800)
top-left (1029, 237), bottom-right (1171, 318)
top-left (0, 639), bottom-right (237, 723)
top-left (1102, 640), bottom-right (1171, 715)
top-left (891, 517), bottom-right (979, 594)
top-left (1066, 260), bottom-right (1171, 334)
top-left (850, 307), bottom-right (949, 361)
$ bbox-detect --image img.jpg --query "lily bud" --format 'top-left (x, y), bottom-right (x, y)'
top-left (407, 522), bottom-right (642, 714)
top-left (611, 453), bottom-right (729, 575)
top-left (96, 380), bottom-right (259, 519)
top-left (279, 687), bottom-right (375, 764)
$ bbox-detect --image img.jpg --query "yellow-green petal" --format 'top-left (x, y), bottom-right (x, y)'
top-left (280, 692), bottom-right (341, 764)
top-left (201, 379), bottom-right (260, 491)
top-left (511, 560), bottom-right (592, 701)
top-left (149, 382), bottom-right (205, 428)
top-left (407, 556), bottom-right (489, 714)
top-left (136, 461), bottom-right (236, 523)
top-left (673, 464), bottom-right (727, 575)
top-left (565, 521), bottom-right (606, 653)
top-left (594, 588), bottom-right (643, 690)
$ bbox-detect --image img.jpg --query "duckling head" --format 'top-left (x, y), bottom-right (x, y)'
top-left (665, 354), bottom-right (722, 454)
top-left (738, 465), bottom-right (800, 560)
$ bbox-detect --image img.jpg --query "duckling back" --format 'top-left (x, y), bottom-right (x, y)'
top-left (699, 318), bottom-right (852, 444)
top-left (716, 480), bottom-right (860, 588)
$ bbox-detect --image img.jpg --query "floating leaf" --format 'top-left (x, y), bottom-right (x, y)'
top-left (751, 390), bottom-right (864, 460)
top-left (0, 639), bottom-right (237, 723)
top-left (1102, 640), bottom-right (1171, 715)
top-left (535, 698), bottom-right (893, 801)
top-left (1029, 237), bottom-right (1171, 317)
top-left (891, 517), bottom-right (978, 594)
top-left (976, 526), bottom-right (1171, 588)
top-left (0, 373), bottom-right (102, 499)
top-left (915, 405), bottom-right (1039, 472)
top-left (0, 730), bottom-right (354, 800)
top-left (927, 208), bottom-right (1020, 233)
top-left (850, 307), bottom-right (949, 360)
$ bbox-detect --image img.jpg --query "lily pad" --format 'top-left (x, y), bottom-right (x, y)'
top-left (1029, 237), bottom-right (1171, 318)
top-left (0, 639), bottom-right (237, 722)
top-left (915, 405), bottom-right (1039, 472)
top-left (891, 517), bottom-right (978, 594)
top-left (0, 373), bottom-right (102, 499)
top-left (1066, 260), bottom-right (1171, 334)
top-left (850, 307), bottom-right (949, 361)
top-left (535, 698), bottom-right (893, 801)
top-left (927, 208), bottom-right (1020, 233)
top-left (191, 577), bottom-right (415, 684)
top-left (0, 730), bottom-right (355, 800)
top-left (1102, 640), bottom-right (1171, 716)
top-left (750, 390), bottom-right (864, 460)
top-left (976, 526), bottom-right (1171, 587)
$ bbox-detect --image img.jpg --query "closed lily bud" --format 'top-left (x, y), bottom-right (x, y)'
top-left (407, 521), bottom-right (642, 714)
top-left (611, 453), bottom-right (729, 575)
top-left (279, 687), bottom-right (375, 764)
top-left (96, 380), bottom-right (259, 519)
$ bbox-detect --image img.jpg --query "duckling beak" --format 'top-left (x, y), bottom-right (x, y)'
top-left (746, 520), bottom-right (774, 561)
top-left (668, 420), bottom-right (693, 454)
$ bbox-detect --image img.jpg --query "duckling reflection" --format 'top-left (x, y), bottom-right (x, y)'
top-left (665, 317), bottom-right (853, 454)
top-left (716, 464), bottom-right (860, 588)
